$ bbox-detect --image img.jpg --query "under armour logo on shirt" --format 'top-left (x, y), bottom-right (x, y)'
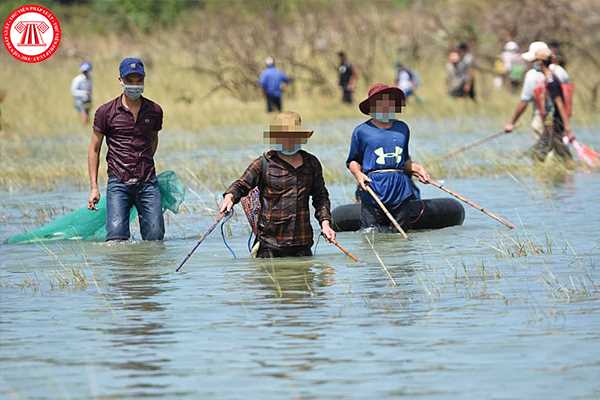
top-left (374, 146), bottom-right (403, 164)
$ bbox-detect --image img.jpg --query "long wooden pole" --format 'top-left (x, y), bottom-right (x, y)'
top-left (323, 233), bottom-right (359, 262)
top-left (427, 179), bottom-right (515, 229)
top-left (176, 212), bottom-right (228, 272)
top-left (439, 131), bottom-right (505, 161)
top-left (365, 186), bottom-right (409, 239)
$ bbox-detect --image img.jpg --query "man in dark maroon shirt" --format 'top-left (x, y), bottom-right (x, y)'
top-left (87, 57), bottom-right (165, 241)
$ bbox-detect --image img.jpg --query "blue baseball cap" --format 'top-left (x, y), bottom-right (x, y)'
top-left (119, 57), bottom-right (145, 78)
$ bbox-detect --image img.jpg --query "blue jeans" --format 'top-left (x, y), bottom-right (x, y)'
top-left (106, 176), bottom-right (165, 241)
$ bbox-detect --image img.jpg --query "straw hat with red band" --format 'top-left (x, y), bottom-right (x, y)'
top-left (263, 111), bottom-right (314, 139)
top-left (359, 83), bottom-right (406, 115)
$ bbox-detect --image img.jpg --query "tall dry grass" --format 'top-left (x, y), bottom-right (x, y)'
top-left (0, 1), bottom-right (598, 190)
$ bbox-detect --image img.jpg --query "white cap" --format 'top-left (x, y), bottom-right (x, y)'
top-left (521, 41), bottom-right (551, 62)
top-left (80, 61), bottom-right (92, 72)
top-left (265, 56), bottom-right (274, 66)
top-left (504, 41), bottom-right (519, 52)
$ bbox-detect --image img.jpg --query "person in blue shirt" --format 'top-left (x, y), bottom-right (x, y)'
top-left (346, 83), bottom-right (431, 231)
top-left (258, 57), bottom-right (290, 113)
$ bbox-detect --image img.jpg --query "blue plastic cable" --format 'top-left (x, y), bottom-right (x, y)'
top-left (220, 210), bottom-right (237, 259)
top-left (247, 231), bottom-right (254, 253)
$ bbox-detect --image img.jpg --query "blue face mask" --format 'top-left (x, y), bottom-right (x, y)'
top-left (532, 62), bottom-right (543, 72)
top-left (274, 143), bottom-right (302, 155)
top-left (122, 83), bottom-right (144, 100)
top-left (371, 112), bottom-right (395, 123)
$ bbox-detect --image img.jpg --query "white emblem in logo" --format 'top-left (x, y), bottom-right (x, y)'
top-left (3, 4), bottom-right (62, 63)
top-left (130, 63), bottom-right (136, 68)
top-left (374, 146), bottom-right (403, 165)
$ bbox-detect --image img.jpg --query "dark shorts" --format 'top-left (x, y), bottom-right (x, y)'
top-left (360, 195), bottom-right (422, 232)
top-left (106, 176), bottom-right (165, 241)
top-left (256, 242), bottom-right (312, 258)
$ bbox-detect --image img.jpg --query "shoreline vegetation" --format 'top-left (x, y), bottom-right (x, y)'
top-left (1, 0), bottom-right (599, 190)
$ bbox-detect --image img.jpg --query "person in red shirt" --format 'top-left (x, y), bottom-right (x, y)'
top-left (87, 57), bottom-right (165, 241)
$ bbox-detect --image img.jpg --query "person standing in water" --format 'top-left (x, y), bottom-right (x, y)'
top-left (219, 111), bottom-right (335, 258)
top-left (87, 57), bottom-right (165, 241)
top-left (504, 42), bottom-right (574, 162)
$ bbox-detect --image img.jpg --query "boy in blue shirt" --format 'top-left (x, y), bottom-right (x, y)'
top-left (346, 83), bottom-right (430, 231)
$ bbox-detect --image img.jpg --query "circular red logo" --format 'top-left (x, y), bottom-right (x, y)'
top-left (2, 4), bottom-right (61, 63)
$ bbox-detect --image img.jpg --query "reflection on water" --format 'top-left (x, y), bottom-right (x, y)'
top-left (1, 123), bottom-right (600, 399)
top-left (94, 244), bottom-right (187, 398)
top-left (250, 259), bottom-right (336, 301)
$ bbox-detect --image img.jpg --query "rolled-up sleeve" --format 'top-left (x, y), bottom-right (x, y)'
top-left (224, 157), bottom-right (262, 203)
top-left (310, 158), bottom-right (332, 223)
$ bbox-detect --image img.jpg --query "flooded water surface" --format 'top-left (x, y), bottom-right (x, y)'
top-left (1, 119), bottom-right (600, 399)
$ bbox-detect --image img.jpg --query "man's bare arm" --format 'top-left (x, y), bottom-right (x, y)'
top-left (87, 130), bottom-right (104, 209)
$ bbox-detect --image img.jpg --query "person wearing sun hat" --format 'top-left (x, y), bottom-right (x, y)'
top-left (346, 83), bottom-right (430, 232)
top-left (220, 111), bottom-right (335, 258)
top-left (504, 42), bottom-right (573, 161)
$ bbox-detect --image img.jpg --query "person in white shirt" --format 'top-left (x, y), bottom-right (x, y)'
top-left (504, 41), bottom-right (574, 161)
top-left (498, 41), bottom-right (526, 92)
top-left (71, 61), bottom-right (93, 125)
top-left (505, 41), bottom-right (570, 138)
top-left (395, 62), bottom-right (419, 101)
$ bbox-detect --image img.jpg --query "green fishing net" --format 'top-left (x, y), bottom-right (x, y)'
top-left (5, 171), bottom-right (185, 244)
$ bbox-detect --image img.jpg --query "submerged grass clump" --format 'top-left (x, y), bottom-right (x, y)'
top-left (0, 267), bottom-right (91, 292)
top-left (15, 274), bottom-right (41, 292)
top-left (487, 232), bottom-right (553, 259)
top-left (413, 258), bottom-right (509, 304)
top-left (541, 268), bottom-right (600, 303)
top-left (49, 267), bottom-right (90, 290)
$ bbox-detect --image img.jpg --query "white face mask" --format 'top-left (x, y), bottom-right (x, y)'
top-left (121, 83), bottom-right (144, 100)
top-left (371, 112), bottom-right (395, 123)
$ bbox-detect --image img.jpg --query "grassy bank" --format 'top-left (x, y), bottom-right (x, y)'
top-left (0, 40), bottom-right (524, 138)
top-left (1, 1), bottom-right (598, 191)
top-left (2, 0), bottom-right (599, 139)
